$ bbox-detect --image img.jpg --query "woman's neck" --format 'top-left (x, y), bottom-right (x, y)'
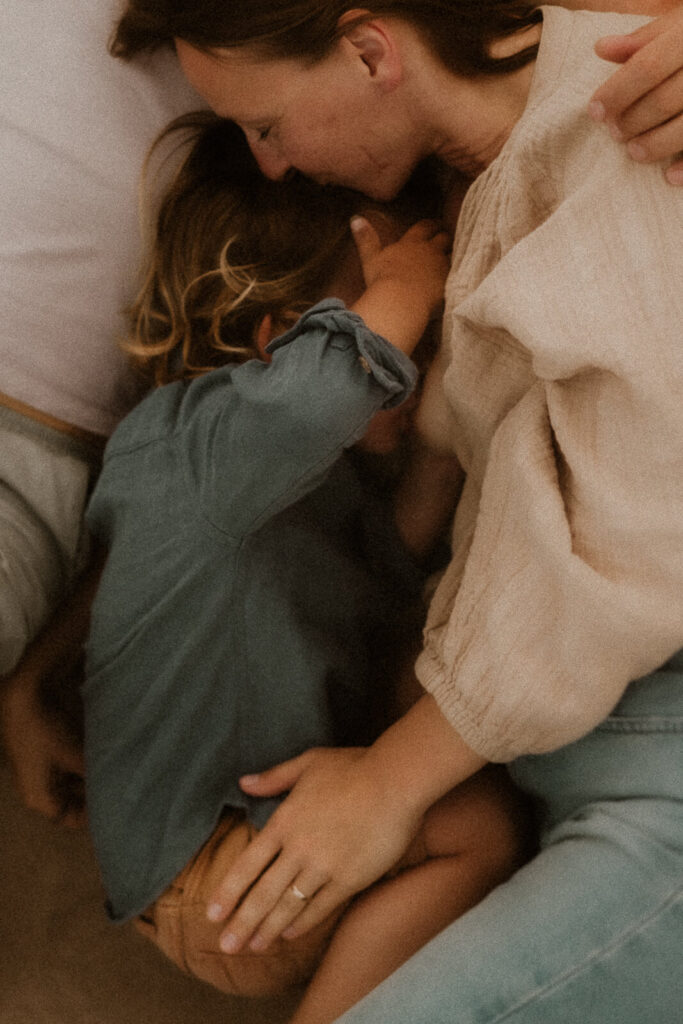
top-left (415, 24), bottom-right (541, 179)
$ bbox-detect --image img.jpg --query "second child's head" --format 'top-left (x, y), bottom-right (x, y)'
top-left (128, 113), bottom-right (437, 386)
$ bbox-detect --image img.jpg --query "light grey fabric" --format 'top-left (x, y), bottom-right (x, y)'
top-left (0, 406), bottom-right (99, 674)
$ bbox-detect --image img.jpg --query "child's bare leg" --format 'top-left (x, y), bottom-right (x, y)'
top-left (290, 766), bottom-right (533, 1024)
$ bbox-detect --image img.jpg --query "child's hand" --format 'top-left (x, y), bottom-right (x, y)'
top-left (205, 747), bottom-right (424, 954)
top-left (589, 6), bottom-right (683, 184)
top-left (350, 217), bottom-right (451, 355)
top-left (1, 671), bottom-right (85, 828)
top-left (352, 216), bottom-right (451, 316)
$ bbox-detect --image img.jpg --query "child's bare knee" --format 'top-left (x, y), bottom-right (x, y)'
top-left (421, 765), bottom-right (536, 872)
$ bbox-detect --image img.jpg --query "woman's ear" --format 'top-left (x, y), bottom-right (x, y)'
top-left (338, 11), bottom-right (403, 89)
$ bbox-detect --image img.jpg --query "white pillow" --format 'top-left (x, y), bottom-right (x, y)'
top-left (0, 0), bottom-right (200, 435)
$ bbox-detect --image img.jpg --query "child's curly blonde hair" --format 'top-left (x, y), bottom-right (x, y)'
top-left (127, 113), bottom-right (382, 386)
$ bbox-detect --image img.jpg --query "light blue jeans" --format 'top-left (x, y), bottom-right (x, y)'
top-left (338, 651), bottom-right (683, 1023)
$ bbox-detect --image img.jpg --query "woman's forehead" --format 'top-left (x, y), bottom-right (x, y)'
top-left (175, 39), bottom-right (321, 120)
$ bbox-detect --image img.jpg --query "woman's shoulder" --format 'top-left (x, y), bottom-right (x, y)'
top-left (456, 6), bottom-right (671, 259)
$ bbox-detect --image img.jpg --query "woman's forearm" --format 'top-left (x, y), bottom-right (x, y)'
top-left (363, 694), bottom-right (487, 818)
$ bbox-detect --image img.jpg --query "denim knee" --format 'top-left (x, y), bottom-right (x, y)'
top-left (509, 654), bottom-right (683, 840)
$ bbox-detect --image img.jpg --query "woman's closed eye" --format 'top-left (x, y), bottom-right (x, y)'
top-left (240, 123), bottom-right (273, 145)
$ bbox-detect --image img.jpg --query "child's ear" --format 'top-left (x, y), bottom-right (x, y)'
top-left (255, 314), bottom-right (275, 362)
top-left (255, 310), bottom-right (302, 360)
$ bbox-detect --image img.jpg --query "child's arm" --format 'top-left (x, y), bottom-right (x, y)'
top-left (587, 5), bottom-right (683, 184)
top-left (350, 217), bottom-right (450, 354)
top-left (192, 219), bottom-right (450, 537)
top-left (205, 693), bottom-right (485, 954)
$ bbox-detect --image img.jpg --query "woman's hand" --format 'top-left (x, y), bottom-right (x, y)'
top-left (206, 695), bottom-right (485, 955)
top-left (206, 747), bottom-right (424, 953)
top-left (589, 6), bottom-right (683, 183)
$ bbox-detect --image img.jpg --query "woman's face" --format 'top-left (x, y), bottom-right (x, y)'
top-left (176, 38), bottom-right (427, 200)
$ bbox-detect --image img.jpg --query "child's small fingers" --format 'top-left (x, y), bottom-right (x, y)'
top-left (593, 19), bottom-right (662, 66)
top-left (51, 766), bottom-right (85, 824)
top-left (626, 112), bottom-right (683, 165)
top-left (59, 745), bottom-right (85, 776)
top-left (432, 228), bottom-right (452, 252)
top-left (404, 218), bottom-right (446, 240)
top-left (610, 69), bottom-right (683, 144)
top-left (665, 153), bottom-right (683, 186)
top-left (591, 60), bottom-right (662, 125)
top-left (593, 36), bottom-right (640, 66)
top-left (350, 215), bottom-right (382, 264)
top-left (22, 783), bottom-right (62, 821)
top-left (591, 18), bottom-right (683, 122)
top-left (60, 805), bottom-right (87, 830)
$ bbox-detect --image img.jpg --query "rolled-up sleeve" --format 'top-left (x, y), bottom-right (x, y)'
top-left (180, 300), bottom-right (417, 536)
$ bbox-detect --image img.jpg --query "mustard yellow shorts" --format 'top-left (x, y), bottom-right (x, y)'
top-left (134, 813), bottom-right (350, 998)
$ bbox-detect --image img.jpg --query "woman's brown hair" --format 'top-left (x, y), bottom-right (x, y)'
top-left (111, 1), bottom-right (541, 77)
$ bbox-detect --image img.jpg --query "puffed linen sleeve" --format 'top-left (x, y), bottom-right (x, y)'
top-left (416, 162), bottom-right (683, 761)
top-left (179, 300), bottom-right (417, 535)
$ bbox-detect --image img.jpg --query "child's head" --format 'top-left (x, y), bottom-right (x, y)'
top-left (128, 112), bottom-right (438, 388)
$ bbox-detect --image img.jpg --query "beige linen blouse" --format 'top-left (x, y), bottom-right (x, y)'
top-left (416, 6), bottom-right (683, 761)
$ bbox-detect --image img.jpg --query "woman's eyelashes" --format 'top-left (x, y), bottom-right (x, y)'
top-left (238, 123), bottom-right (273, 145)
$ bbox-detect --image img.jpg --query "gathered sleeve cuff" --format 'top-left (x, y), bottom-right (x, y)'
top-left (267, 300), bottom-right (417, 409)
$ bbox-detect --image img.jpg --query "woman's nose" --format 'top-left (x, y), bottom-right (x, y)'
top-left (250, 142), bottom-right (293, 182)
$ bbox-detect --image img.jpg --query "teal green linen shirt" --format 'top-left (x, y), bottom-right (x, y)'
top-left (84, 301), bottom-right (420, 921)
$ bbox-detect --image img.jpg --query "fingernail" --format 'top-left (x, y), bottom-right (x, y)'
top-left (250, 934), bottom-right (267, 952)
top-left (350, 216), bottom-right (367, 233)
top-left (608, 122), bottom-right (624, 142)
top-left (239, 773), bottom-right (259, 785)
top-left (627, 140), bottom-right (647, 162)
top-left (207, 902), bottom-right (224, 922)
top-left (588, 100), bottom-right (606, 122)
top-left (665, 166), bottom-right (683, 186)
top-left (219, 932), bottom-right (239, 953)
